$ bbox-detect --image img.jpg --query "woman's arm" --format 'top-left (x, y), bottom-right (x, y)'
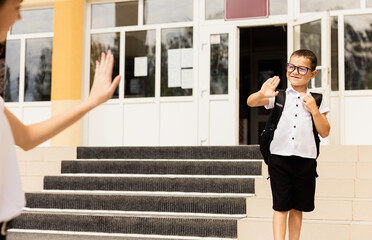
top-left (5, 50), bottom-right (121, 150)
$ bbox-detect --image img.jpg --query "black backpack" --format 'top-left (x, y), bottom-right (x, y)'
top-left (259, 90), bottom-right (323, 165)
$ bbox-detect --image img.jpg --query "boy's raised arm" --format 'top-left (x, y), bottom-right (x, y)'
top-left (247, 76), bottom-right (280, 107)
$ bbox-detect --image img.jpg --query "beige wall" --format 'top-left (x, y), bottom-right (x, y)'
top-left (17, 147), bottom-right (76, 192)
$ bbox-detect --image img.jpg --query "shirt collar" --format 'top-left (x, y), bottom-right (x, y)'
top-left (285, 84), bottom-right (310, 97)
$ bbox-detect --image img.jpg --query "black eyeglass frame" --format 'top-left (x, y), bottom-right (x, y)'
top-left (286, 63), bottom-right (314, 76)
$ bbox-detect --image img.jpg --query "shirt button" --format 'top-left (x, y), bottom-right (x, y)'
top-left (295, 114), bottom-right (298, 117)
top-left (298, 96), bottom-right (300, 99)
top-left (292, 137), bottom-right (295, 140)
top-left (296, 104), bottom-right (298, 107)
top-left (294, 125), bottom-right (296, 128)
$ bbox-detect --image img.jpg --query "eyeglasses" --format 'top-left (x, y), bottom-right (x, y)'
top-left (286, 63), bottom-right (313, 75)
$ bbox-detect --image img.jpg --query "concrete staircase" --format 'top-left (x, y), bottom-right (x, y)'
top-left (8, 146), bottom-right (263, 240)
top-left (238, 146), bottom-right (372, 240)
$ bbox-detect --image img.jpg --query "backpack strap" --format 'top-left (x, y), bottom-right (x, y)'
top-left (310, 92), bottom-right (323, 158)
top-left (271, 90), bottom-right (286, 128)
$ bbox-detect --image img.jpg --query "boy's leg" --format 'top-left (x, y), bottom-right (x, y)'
top-left (273, 210), bottom-right (288, 240)
top-left (288, 209), bottom-right (303, 240)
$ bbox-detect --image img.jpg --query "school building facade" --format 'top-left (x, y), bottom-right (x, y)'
top-left (4, 0), bottom-right (372, 147)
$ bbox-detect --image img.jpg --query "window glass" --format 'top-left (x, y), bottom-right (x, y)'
top-left (125, 30), bottom-right (156, 98)
top-left (4, 40), bottom-right (20, 102)
top-left (90, 33), bottom-right (120, 98)
top-left (144, 0), bottom-right (193, 24)
top-left (315, 69), bottom-right (321, 88)
top-left (210, 34), bottom-right (228, 95)
top-left (205, 0), bottom-right (224, 20)
top-left (368, 0), bottom-right (372, 8)
top-left (295, 20), bottom-right (322, 66)
top-left (11, 9), bottom-right (54, 34)
top-left (91, 2), bottom-right (138, 29)
top-left (24, 38), bottom-right (53, 101)
top-left (161, 27), bottom-right (193, 96)
top-left (300, 0), bottom-right (359, 12)
top-left (331, 17), bottom-right (339, 91)
top-left (344, 15), bottom-right (372, 90)
top-left (270, 0), bottom-right (287, 15)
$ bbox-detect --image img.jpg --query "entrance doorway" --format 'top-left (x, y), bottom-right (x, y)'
top-left (239, 26), bottom-right (287, 145)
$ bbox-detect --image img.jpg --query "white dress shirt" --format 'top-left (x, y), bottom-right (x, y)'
top-left (0, 97), bottom-right (25, 222)
top-left (265, 86), bottom-right (330, 159)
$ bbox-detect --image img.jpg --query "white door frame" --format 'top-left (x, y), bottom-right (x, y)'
top-left (198, 25), bottom-right (239, 145)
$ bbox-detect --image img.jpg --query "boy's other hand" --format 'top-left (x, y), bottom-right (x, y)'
top-left (87, 50), bottom-right (121, 107)
top-left (259, 76), bottom-right (280, 98)
top-left (302, 94), bottom-right (318, 114)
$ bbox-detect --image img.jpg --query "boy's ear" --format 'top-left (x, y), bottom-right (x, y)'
top-left (310, 70), bottom-right (318, 79)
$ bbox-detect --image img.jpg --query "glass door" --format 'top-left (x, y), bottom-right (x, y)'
top-left (288, 12), bottom-right (331, 143)
top-left (288, 12), bottom-right (331, 95)
top-left (198, 25), bottom-right (238, 145)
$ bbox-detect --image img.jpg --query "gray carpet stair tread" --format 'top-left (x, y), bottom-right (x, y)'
top-left (25, 193), bottom-right (246, 214)
top-left (43, 176), bottom-right (255, 193)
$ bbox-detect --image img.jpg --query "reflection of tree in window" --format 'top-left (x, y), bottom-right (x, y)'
top-left (90, 33), bottom-right (120, 98)
top-left (344, 16), bottom-right (372, 90)
top-left (210, 34), bottom-right (228, 95)
top-left (25, 46), bottom-right (52, 101)
top-left (161, 27), bottom-right (193, 97)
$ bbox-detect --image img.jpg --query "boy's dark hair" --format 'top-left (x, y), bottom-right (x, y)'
top-left (291, 49), bottom-right (317, 71)
top-left (0, 0), bottom-right (5, 8)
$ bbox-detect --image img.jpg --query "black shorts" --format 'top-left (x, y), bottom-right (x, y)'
top-left (268, 154), bottom-right (318, 212)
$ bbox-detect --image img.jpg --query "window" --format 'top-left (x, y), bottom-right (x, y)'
top-left (344, 15), bottom-right (372, 90)
top-left (91, 2), bottom-right (138, 29)
top-left (300, 0), bottom-right (359, 13)
top-left (210, 34), bottom-right (228, 94)
top-left (125, 30), bottom-right (156, 98)
top-left (270, 0), bottom-right (287, 15)
top-left (331, 17), bottom-right (339, 91)
top-left (161, 27), bottom-right (193, 96)
top-left (90, 33), bottom-right (120, 98)
top-left (144, 0), bottom-right (193, 24)
top-left (205, 0), bottom-right (224, 20)
top-left (4, 8), bottom-right (54, 102)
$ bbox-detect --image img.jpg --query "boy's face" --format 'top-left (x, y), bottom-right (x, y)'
top-left (287, 55), bottom-right (317, 89)
top-left (0, 0), bottom-right (22, 42)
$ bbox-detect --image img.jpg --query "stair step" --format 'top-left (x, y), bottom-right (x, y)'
top-left (77, 146), bottom-right (262, 160)
top-left (9, 213), bottom-right (240, 238)
top-left (61, 160), bottom-right (261, 175)
top-left (43, 176), bottom-right (255, 193)
top-left (8, 230), bottom-right (236, 240)
top-left (25, 193), bottom-right (246, 215)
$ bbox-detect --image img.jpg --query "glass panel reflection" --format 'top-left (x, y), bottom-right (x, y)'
top-left (270, 0), bottom-right (287, 15)
top-left (315, 69), bottom-right (321, 88)
top-left (210, 34), bottom-right (228, 95)
top-left (125, 30), bottom-right (156, 98)
top-left (295, 20), bottom-right (322, 65)
top-left (4, 40), bottom-right (20, 102)
top-left (91, 2), bottom-right (138, 29)
top-left (11, 9), bottom-right (54, 34)
top-left (300, 0), bottom-right (359, 12)
top-left (144, 0), bottom-right (193, 24)
top-left (90, 33), bottom-right (120, 98)
top-left (331, 17), bottom-right (339, 91)
top-left (161, 27), bottom-right (193, 96)
top-left (344, 15), bottom-right (372, 90)
top-left (205, 0), bottom-right (224, 20)
top-left (24, 38), bottom-right (53, 101)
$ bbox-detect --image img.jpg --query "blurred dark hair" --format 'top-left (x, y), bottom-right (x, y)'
top-left (290, 49), bottom-right (318, 71)
top-left (0, 0), bottom-right (6, 8)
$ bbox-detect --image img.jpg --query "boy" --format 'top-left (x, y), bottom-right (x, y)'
top-left (247, 49), bottom-right (330, 240)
